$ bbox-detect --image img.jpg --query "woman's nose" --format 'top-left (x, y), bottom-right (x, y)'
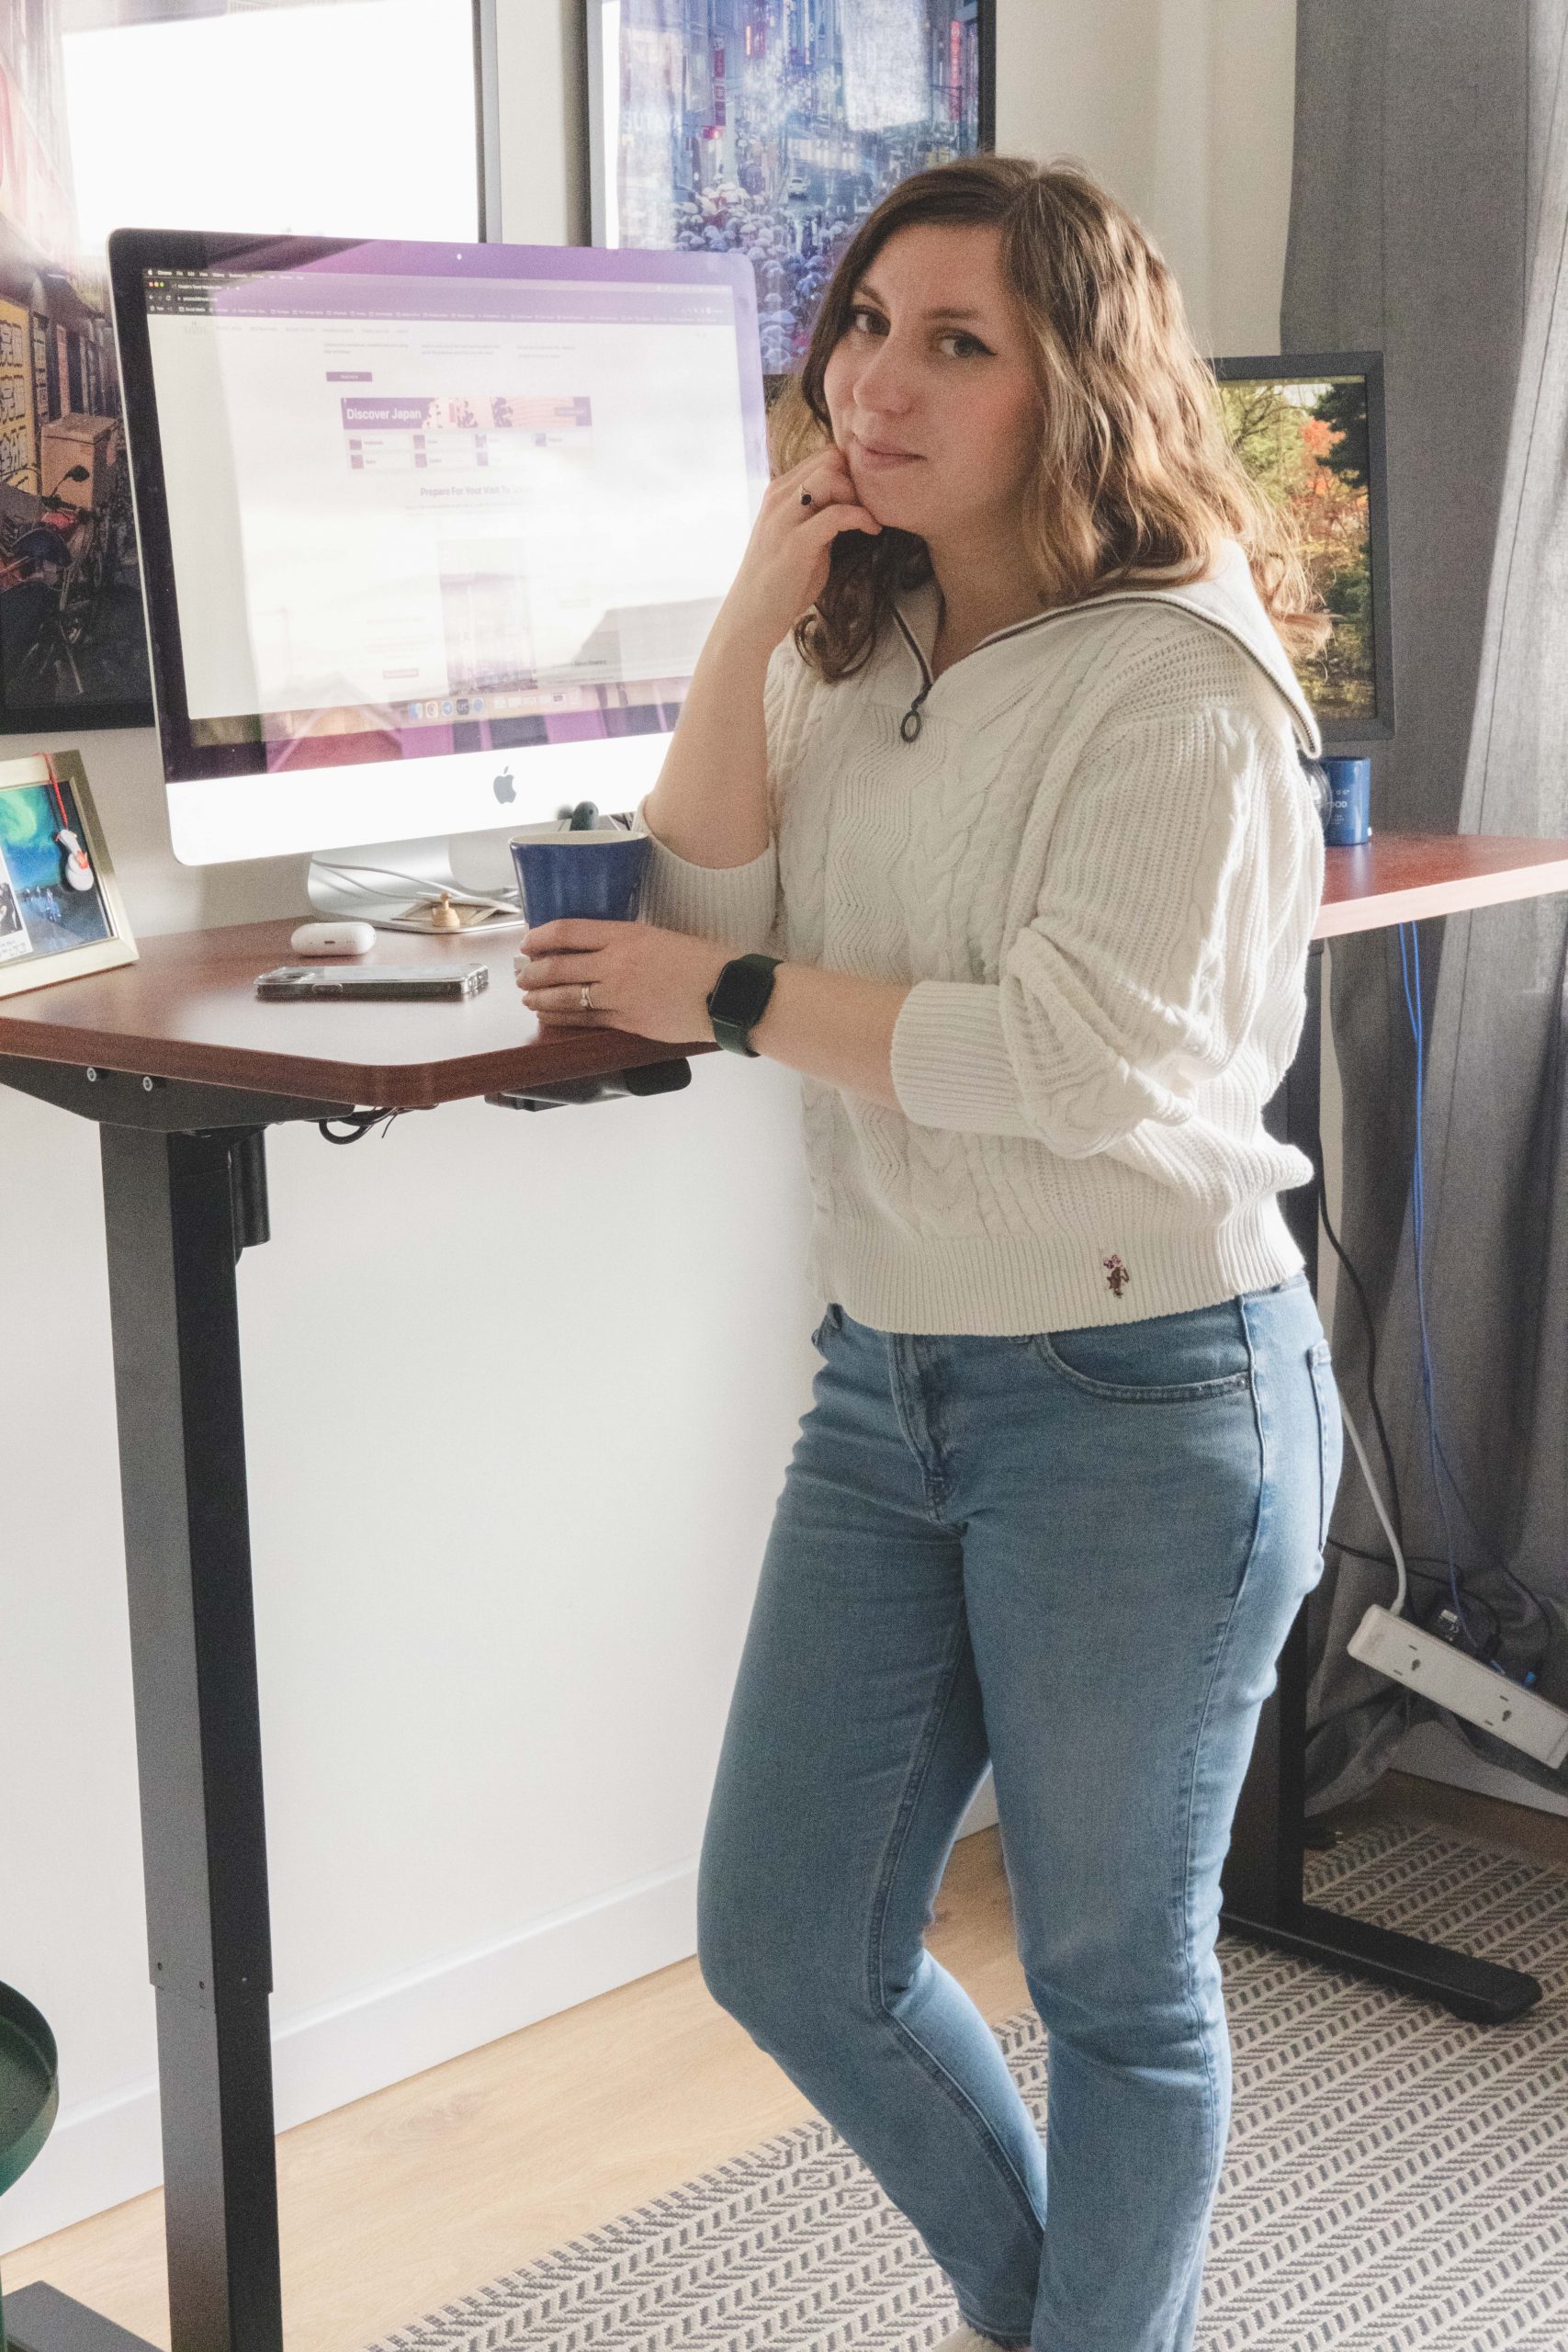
top-left (852, 333), bottom-right (916, 413)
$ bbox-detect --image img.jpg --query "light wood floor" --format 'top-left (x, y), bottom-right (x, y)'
top-left (7, 1771), bottom-right (1565, 2352)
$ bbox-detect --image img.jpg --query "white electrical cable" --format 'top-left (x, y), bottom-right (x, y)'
top-left (311, 857), bottom-right (523, 916)
top-left (1337, 1384), bottom-right (1409, 1616)
top-left (310, 859), bottom-right (528, 933)
top-left (310, 810), bottom-right (637, 926)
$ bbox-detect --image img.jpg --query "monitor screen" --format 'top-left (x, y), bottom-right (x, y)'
top-left (107, 232), bottom-right (769, 864)
top-left (1208, 352), bottom-right (1393, 746)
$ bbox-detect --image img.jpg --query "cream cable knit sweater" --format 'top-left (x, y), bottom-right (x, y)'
top-left (634, 537), bottom-right (1326, 1336)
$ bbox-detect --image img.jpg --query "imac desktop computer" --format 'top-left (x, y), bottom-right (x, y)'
top-left (107, 229), bottom-right (770, 927)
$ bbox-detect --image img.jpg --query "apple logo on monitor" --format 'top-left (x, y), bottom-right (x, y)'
top-left (492, 768), bottom-right (515, 805)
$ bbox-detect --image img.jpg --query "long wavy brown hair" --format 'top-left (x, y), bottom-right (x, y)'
top-left (771, 153), bottom-right (1331, 682)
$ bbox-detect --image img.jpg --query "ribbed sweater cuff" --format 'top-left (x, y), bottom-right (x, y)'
top-left (890, 978), bottom-right (1039, 1137)
top-left (634, 797), bottom-right (779, 950)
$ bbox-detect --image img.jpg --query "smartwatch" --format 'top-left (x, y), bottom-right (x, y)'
top-left (706, 953), bottom-right (781, 1057)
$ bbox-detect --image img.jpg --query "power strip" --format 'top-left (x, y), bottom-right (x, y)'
top-left (1348, 1604), bottom-right (1568, 1770)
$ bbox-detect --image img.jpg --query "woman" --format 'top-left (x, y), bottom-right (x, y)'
top-left (515, 155), bottom-right (1344, 2352)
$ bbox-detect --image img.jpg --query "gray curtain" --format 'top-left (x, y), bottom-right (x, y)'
top-left (1282, 0), bottom-right (1568, 1806)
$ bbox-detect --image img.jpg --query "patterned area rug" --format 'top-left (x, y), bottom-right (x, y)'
top-left (370, 1822), bottom-right (1568, 2352)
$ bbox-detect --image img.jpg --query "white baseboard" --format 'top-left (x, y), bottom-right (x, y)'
top-left (4, 1774), bottom-right (1001, 2256)
top-left (0, 2069), bottom-right (167, 2264)
top-left (1390, 1718), bottom-right (1568, 1820)
top-left (959, 1772), bottom-right (998, 1837)
top-left (2, 1855), bottom-right (699, 2256)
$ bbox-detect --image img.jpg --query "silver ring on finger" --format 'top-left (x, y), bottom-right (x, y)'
top-left (581, 982), bottom-right (593, 1011)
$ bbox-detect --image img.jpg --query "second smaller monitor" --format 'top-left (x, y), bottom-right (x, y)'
top-left (1209, 351), bottom-right (1393, 747)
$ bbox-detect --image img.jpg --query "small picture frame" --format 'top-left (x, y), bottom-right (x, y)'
top-left (0, 748), bottom-right (136, 999)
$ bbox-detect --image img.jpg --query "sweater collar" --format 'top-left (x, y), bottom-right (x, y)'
top-left (890, 539), bottom-right (1324, 759)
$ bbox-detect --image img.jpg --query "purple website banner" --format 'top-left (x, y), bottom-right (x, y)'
top-left (341, 396), bottom-right (436, 430)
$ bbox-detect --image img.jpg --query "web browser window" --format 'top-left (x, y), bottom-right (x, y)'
top-left (143, 266), bottom-right (756, 766)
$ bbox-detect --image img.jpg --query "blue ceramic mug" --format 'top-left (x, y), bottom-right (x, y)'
top-left (510, 823), bottom-right (651, 926)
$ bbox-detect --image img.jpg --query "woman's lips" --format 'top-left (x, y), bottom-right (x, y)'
top-left (853, 437), bottom-right (922, 470)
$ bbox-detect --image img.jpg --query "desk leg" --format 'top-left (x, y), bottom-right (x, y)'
top-left (1220, 944), bottom-right (1540, 2024)
top-left (10, 1128), bottom-right (285, 2352)
top-left (1220, 944), bottom-right (1321, 1934)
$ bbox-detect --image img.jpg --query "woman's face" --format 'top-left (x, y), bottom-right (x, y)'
top-left (821, 221), bottom-right (1043, 548)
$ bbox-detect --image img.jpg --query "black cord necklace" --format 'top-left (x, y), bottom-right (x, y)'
top-left (900, 588), bottom-right (943, 742)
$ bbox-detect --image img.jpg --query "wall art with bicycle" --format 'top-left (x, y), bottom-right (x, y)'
top-left (0, 10), bottom-right (152, 729)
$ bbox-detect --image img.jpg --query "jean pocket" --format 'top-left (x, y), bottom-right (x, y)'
top-left (1307, 1337), bottom-right (1343, 1550)
top-left (1020, 1296), bottom-right (1253, 1403)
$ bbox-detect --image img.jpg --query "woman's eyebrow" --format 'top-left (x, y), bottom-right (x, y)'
top-left (852, 283), bottom-right (988, 324)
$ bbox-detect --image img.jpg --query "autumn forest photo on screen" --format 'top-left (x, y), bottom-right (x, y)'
top-left (1214, 375), bottom-right (1375, 722)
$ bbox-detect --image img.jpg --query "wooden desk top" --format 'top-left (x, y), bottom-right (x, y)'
top-left (1314, 831), bottom-right (1568, 938)
top-left (0, 921), bottom-right (716, 1112)
top-left (0, 834), bottom-right (1564, 1112)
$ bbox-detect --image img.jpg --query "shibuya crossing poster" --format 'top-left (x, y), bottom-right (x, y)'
top-left (588, 0), bottom-right (994, 376)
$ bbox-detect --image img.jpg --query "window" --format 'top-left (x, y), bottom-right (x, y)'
top-left (59, 0), bottom-right (483, 245)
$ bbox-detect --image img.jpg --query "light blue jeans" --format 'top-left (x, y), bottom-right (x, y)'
top-left (696, 1271), bottom-right (1341, 2352)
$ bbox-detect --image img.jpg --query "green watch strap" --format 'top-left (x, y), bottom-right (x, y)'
top-left (705, 953), bottom-right (781, 1057)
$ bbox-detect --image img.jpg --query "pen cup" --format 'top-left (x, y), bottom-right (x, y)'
top-left (1321, 756), bottom-right (1372, 847)
top-left (510, 824), bottom-right (651, 926)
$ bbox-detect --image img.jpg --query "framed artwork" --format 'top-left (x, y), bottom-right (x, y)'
top-left (586, 1), bottom-right (995, 376)
top-left (1209, 352), bottom-right (1394, 746)
top-left (0, 748), bottom-right (135, 997)
top-left (0, 0), bottom-right (498, 735)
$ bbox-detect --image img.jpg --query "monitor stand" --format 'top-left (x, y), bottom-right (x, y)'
top-left (305, 827), bottom-right (529, 934)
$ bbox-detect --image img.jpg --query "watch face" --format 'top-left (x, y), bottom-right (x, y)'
top-left (711, 956), bottom-right (776, 1026)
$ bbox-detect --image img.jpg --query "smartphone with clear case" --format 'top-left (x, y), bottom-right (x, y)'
top-left (254, 965), bottom-right (489, 1001)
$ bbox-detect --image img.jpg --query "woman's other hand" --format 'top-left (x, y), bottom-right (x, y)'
top-left (716, 446), bottom-right (882, 656)
top-left (515, 920), bottom-right (734, 1046)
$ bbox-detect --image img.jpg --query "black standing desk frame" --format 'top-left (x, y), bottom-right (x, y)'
top-left (1224, 941), bottom-right (1540, 2022)
top-left (0, 1068), bottom-right (345, 2352)
top-left (0, 970), bottom-right (1538, 2352)
top-left (0, 1052), bottom-right (690, 2352)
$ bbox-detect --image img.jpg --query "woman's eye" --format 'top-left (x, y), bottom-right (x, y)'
top-left (843, 309), bottom-right (988, 355)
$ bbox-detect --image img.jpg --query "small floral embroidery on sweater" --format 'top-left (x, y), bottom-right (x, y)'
top-left (1103, 1254), bottom-right (1131, 1297)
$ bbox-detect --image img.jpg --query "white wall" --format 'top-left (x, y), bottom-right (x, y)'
top-left (0, 0), bottom-right (1300, 2252)
top-left (996, 0), bottom-right (1298, 357)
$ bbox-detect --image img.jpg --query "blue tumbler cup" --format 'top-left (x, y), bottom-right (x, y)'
top-left (510, 823), bottom-right (651, 926)
top-left (1321, 756), bottom-right (1372, 846)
